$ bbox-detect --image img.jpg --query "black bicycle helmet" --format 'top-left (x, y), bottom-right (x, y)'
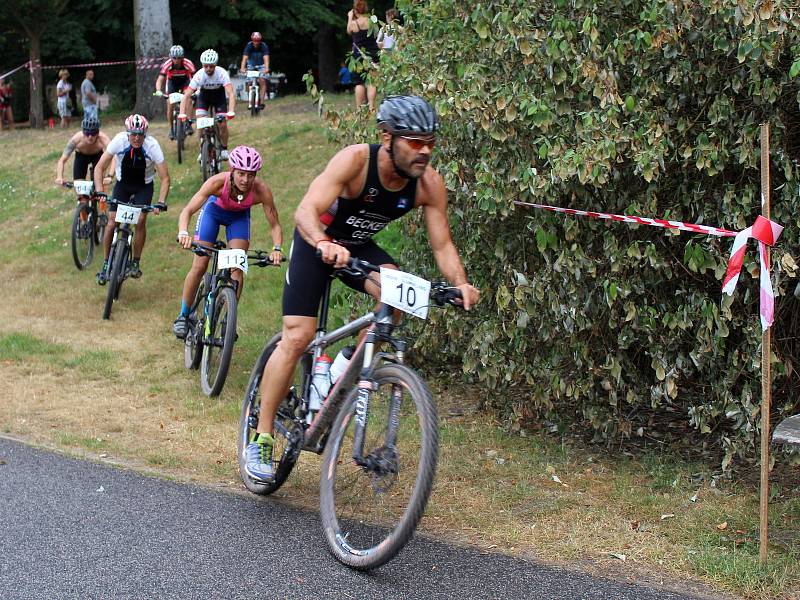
top-left (376, 95), bottom-right (440, 135)
top-left (81, 115), bottom-right (100, 131)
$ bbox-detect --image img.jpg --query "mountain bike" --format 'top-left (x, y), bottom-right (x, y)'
top-left (197, 112), bottom-right (226, 182)
top-left (63, 177), bottom-right (108, 270)
top-left (238, 256), bottom-right (463, 570)
top-left (183, 241), bottom-right (282, 397)
top-left (100, 202), bottom-right (167, 320)
top-left (245, 70), bottom-right (267, 117)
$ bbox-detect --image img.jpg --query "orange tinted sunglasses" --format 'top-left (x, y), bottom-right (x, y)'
top-left (400, 135), bottom-right (436, 150)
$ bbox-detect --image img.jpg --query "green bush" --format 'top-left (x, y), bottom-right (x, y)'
top-left (308, 0), bottom-right (800, 468)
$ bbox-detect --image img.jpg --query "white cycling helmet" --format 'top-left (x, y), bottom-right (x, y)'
top-left (169, 45), bottom-right (184, 59)
top-left (200, 49), bottom-right (219, 65)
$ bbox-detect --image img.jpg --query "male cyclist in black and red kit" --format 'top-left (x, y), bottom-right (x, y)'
top-left (243, 95), bottom-right (481, 482)
top-left (155, 45), bottom-right (196, 140)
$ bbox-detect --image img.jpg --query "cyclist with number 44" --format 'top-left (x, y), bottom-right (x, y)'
top-left (154, 45), bottom-right (196, 140)
top-left (244, 94), bottom-right (480, 482)
top-left (93, 114), bottom-right (170, 283)
top-left (179, 49), bottom-right (235, 161)
top-left (173, 145), bottom-right (283, 339)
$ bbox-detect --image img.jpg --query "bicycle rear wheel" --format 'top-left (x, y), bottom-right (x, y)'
top-left (184, 274), bottom-right (209, 370)
top-left (320, 363), bottom-right (438, 570)
top-left (102, 238), bottom-right (128, 320)
top-left (238, 333), bottom-right (303, 495)
top-left (70, 203), bottom-right (94, 270)
top-left (200, 286), bottom-right (237, 396)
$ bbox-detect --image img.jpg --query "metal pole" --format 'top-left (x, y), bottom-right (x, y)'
top-left (759, 122), bottom-right (771, 565)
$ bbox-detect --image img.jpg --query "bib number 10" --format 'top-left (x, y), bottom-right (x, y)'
top-left (379, 268), bottom-right (430, 320)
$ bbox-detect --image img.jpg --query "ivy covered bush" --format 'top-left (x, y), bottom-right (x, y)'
top-left (310, 0), bottom-right (800, 467)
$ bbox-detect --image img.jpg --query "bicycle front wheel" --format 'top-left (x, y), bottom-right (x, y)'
top-left (200, 286), bottom-right (237, 396)
top-left (238, 333), bottom-right (303, 496)
top-left (70, 203), bottom-right (94, 270)
top-left (319, 363), bottom-right (439, 570)
top-left (200, 140), bottom-right (210, 181)
top-left (176, 116), bottom-right (185, 164)
top-left (249, 87), bottom-right (257, 117)
top-left (102, 238), bottom-right (128, 320)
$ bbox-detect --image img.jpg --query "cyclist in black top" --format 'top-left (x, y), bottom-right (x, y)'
top-left (243, 95), bottom-right (480, 482)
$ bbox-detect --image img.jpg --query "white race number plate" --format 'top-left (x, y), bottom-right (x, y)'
top-left (196, 116), bottom-right (215, 129)
top-left (114, 204), bottom-right (142, 225)
top-left (73, 180), bottom-right (94, 196)
top-left (246, 70), bottom-right (261, 78)
top-left (168, 92), bottom-right (184, 104)
top-left (217, 249), bottom-right (248, 274)
top-left (379, 268), bottom-right (431, 320)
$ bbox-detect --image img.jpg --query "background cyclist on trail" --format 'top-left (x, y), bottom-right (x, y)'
top-left (240, 32), bottom-right (270, 110)
top-left (173, 145), bottom-right (283, 339)
top-left (155, 45), bottom-right (196, 140)
top-left (180, 49), bottom-right (235, 161)
top-left (93, 114), bottom-right (170, 283)
top-left (55, 114), bottom-right (113, 186)
top-left (243, 95), bottom-right (480, 483)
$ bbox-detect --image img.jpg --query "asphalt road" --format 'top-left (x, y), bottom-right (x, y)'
top-left (0, 437), bottom-right (714, 600)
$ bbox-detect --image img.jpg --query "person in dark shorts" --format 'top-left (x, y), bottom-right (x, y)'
top-left (155, 45), bottom-right (196, 139)
top-left (242, 95), bottom-right (481, 483)
top-left (92, 114), bottom-right (170, 283)
top-left (346, 0), bottom-right (379, 110)
top-left (55, 115), bottom-right (113, 186)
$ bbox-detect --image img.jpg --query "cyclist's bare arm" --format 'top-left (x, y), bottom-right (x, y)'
top-left (98, 133), bottom-right (114, 180)
top-left (263, 54), bottom-right (270, 71)
top-left (240, 55), bottom-right (248, 72)
top-left (155, 74), bottom-right (166, 94)
top-left (225, 83), bottom-right (235, 114)
top-left (93, 151), bottom-right (114, 193)
top-left (255, 182), bottom-right (283, 263)
top-left (55, 133), bottom-right (80, 184)
top-left (418, 170), bottom-right (480, 310)
top-left (179, 86), bottom-right (196, 116)
top-left (177, 174), bottom-right (225, 237)
top-left (154, 161), bottom-right (170, 208)
top-left (294, 144), bottom-right (368, 267)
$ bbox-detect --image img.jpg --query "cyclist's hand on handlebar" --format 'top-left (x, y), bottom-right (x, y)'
top-left (177, 230), bottom-right (192, 249)
top-left (455, 283), bottom-right (480, 311)
top-left (269, 250), bottom-right (283, 265)
top-left (178, 113), bottom-right (188, 121)
top-left (152, 203), bottom-right (167, 215)
top-left (56, 177), bottom-right (65, 186)
top-left (225, 112), bottom-right (236, 120)
top-left (153, 90), bottom-right (164, 97)
top-left (317, 240), bottom-right (350, 269)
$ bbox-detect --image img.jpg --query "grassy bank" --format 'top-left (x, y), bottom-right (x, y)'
top-left (0, 95), bottom-right (797, 599)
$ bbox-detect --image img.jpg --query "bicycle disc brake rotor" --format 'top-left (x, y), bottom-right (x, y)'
top-left (366, 445), bottom-right (399, 493)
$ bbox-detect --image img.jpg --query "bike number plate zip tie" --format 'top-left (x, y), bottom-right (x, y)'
top-left (218, 248), bottom-right (248, 274)
top-left (379, 267), bottom-right (431, 320)
top-left (114, 204), bottom-right (142, 225)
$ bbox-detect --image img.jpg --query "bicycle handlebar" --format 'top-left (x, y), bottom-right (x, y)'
top-left (186, 241), bottom-right (284, 266)
top-left (315, 249), bottom-right (464, 307)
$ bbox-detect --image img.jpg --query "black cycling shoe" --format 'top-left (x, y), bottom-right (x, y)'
top-left (168, 131), bottom-right (176, 141)
top-left (96, 269), bottom-right (108, 286)
top-left (128, 261), bottom-right (142, 279)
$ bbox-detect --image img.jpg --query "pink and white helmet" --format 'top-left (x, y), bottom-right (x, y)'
top-left (228, 145), bottom-right (262, 172)
top-left (125, 114), bottom-right (149, 134)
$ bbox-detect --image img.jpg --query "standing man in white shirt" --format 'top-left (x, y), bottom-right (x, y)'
top-left (81, 70), bottom-right (98, 120)
top-left (92, 114), bottom-right (170, 283)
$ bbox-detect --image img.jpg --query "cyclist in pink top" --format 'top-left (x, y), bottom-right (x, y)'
top-left (173, 146), bottom-right (283, 338)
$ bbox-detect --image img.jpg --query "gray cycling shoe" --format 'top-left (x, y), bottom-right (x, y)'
top-left (128, 261), bottom-right (142, 279)
top-left (173, 315), bottom-right (190, 339)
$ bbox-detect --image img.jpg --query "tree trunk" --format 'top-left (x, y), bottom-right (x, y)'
top-left (133, 0), bottom-right (172, 118)
top-left (316, 23), bottom-right (338, 92)
top-left (28, 34), bottom-right (43, 128)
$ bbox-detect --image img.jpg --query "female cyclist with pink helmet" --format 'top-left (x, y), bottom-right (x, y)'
top-left (173, 145), bottom-right (284, 339)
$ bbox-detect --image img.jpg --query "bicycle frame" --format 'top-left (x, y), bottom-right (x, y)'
top-left (295, 277), bottom-right (406, 462)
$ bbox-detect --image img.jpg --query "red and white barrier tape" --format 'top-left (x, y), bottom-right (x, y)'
top-left (0, 61), bottom-right (31, 80)
top-left (513, 200), bottom-right (784, 330)
top-left (30, 57), bottom-right (165, 70)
